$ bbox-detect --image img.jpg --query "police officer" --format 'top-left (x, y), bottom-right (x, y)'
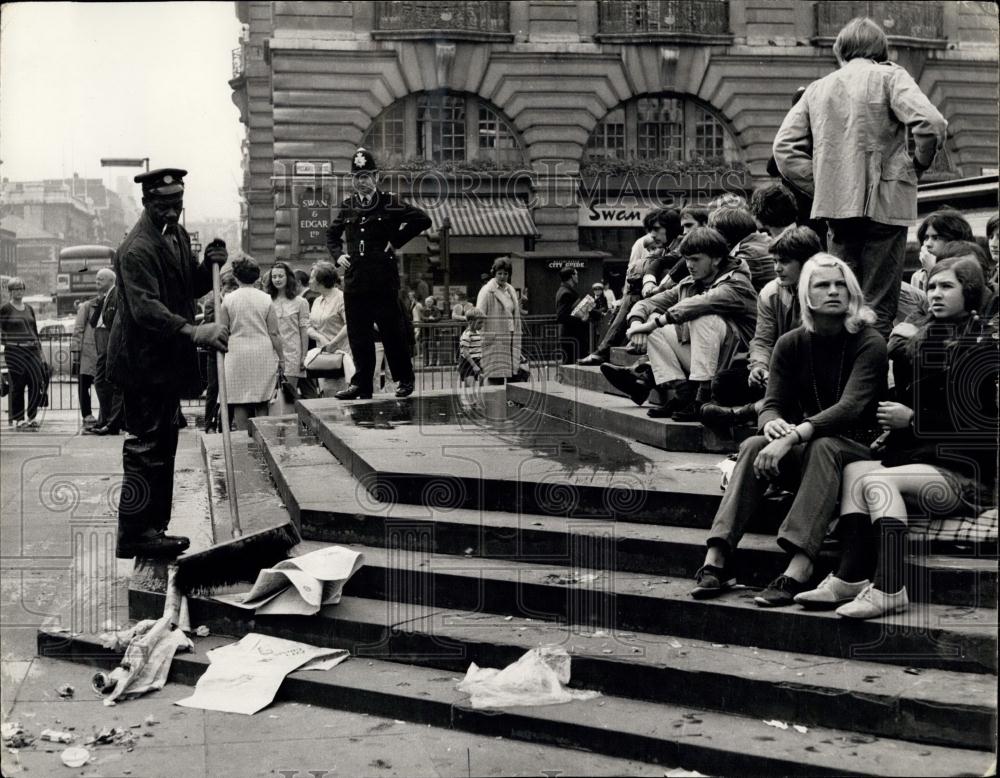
top-left (326, 148), bottom-right (431, 399)
top-left (107, 168), bottom-right (229, 558)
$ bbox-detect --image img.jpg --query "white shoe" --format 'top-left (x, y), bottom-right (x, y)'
top-left (25, 419), bottom-right (40, 430)
top-left (794, 573), bottom-right (870, 609)
top-left (82, 414), bottom-right (97, 426)
top-left (836, 584), bottom-right (909, 620)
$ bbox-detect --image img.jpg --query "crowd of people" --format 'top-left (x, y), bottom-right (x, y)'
top-left (579, 16), bottom-right (997, 620)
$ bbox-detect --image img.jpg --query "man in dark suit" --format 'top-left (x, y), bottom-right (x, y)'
top-left (85, 268), bottom-right (123, 435)
top-left (107, 168), bottom-right (229, 558)
top-left (325, 148), bottom-right (431, 399)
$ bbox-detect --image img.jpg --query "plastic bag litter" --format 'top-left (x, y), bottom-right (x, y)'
top-left (456, 645), bottom-right (600, 710)
top-left (717, 455), bottom-right (737, 491)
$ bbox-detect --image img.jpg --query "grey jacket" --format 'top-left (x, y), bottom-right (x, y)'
top-left (628, 256), bottom-right (757, 345)
top-left (748, 279), bottom-right (799, 372)
top-left (773, 58), bottom-right (947, 227)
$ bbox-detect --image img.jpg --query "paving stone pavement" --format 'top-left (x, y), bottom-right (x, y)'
top-left (1, 409), bottom-right (671, 777)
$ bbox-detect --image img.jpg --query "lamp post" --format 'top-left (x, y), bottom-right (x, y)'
top-left (100, 157), bottom-right (149, 172)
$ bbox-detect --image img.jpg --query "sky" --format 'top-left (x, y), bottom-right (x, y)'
top-left (0, 2), bottom-right (244, 220)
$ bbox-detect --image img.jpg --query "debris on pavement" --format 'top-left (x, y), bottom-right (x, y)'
top-left (541, 572), bottom-right (600, 586)
top-left (175, 633), bottom-right (349, 715)
top-left (793, 724), bottom-right (809, 734)
top-left (2, 721), bottom-right (33, 749)
top-left (60, 746), bottom-right (90, 768)
top-left (144, 714), bottom-right (159, 727)
top-left (194, 625), bottom-right (211, 637)
top-left (763, 719), bottom-right (789, 730)
top-left (904, 667), bottom-right (922, 675)
top-left (209, 545), bottom-right (364, 616)
top-left (39, 729), bottom-right (75, 743)
top-left (84, 727), bottom-right (137, 750)
top-left (56, 684), bottom-right (75, 698)
top-left (664, 769), bottom-right (707, 777)
top-left (457, 644), bottom-right (601, 710)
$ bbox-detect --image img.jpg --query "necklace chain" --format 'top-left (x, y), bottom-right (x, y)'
top-left (809, 332), bottom-right (848, 411)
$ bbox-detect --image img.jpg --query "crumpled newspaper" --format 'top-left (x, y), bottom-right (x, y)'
top-left (94, 620), bottom-right (193, 704)
top-left (457, 645), bottom-right (600, 710)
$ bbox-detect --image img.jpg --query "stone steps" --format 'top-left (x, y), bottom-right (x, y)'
top-left (518, 375), bottom-right (751, 453)
top-left (123, 591), bottom-right (998, 752)
top-left (37, 628), bottom-right (994, 778)
top-left (252, 415), bottom-right (996, 609)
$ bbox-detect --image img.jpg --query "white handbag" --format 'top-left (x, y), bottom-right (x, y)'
top-left (304, 347), bottom-right (344, 373)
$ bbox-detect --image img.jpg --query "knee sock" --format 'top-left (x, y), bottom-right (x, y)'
top-left (835, 513), bottom-right (878, 583)
top-left (872, 517), bottom-right (908, 593)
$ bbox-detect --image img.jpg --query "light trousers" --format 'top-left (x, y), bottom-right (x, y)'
top-left (646, 315), bottom-right (729, 385)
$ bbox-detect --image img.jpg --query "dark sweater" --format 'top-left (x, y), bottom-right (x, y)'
top-left (760, 325), bottom-right (887, 439)
top-left (0, 303), bottom-right (40, 348)
top-left (883, 320), bottom-right (998, 492)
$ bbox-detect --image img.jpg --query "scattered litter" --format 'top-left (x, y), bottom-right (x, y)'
top-left (60, 747), bottom-right (90, 768)
top-left (457, 645), bottom-right (601, 710)
top-left (717, 455), bottom-right (737, 491)
top-left (369, 758), bottom-right (392, 769)
top-left (862, 675), bottom-right (880, 683)
top-left (393, 720), bottom-right (405, 724)
top-left (903, 667), bottom-right (922, 675)
top-left (793, 725), bottom-right (809, 734)
top-left (85, 727), bottom-right (137, 750)
top-left (56, 684), bottom-right (75, 698)
top-left (504, 616), bottom-right (513, 621)
top-left (194, 626), bottom-right (211, 637)
top-left (210, 546), bottom-right (364, 616)
top-left (667, 639), bottom-right (682, 649)
top-left (763, 720), bottom-right (789, 730)
top-left (601, 649), bottom-right (613, 654)
top-left (711, 643), bottom-right (727, 648)
top-left (664, 769), bottom-right (707, 777)
top-left (464, 547), bottom-right (474, 555)
top-left (144, 715), bottom-right (158, 727)
top-left (2, 722), bottom-right (33, 748)
top-left (268, 715), bottom-right (279, 719)
top-left (631, 647), bottom-right (641, 654)
top-left (541, 572), bottom-right (600, 586)
top-left (175, 633), bottom-right (349, 715)
top-left (40, 729), bottom-right (74, 743)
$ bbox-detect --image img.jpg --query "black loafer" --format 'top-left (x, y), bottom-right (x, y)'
top-left (335, 385), bottom-right (373, 400)
top-left (116, 534), bottom-right (190, 560)
top-left (395, 381), bottom-right (415, 398)
top-left (690, 564), bottom-right (736, 599)
top-left (754, 575), bottom-right (810, 608)
top-left (599, 364), bottom-right (651, 406)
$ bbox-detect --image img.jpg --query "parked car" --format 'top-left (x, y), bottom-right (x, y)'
top-left (36, 317), bottom-right (77, 377)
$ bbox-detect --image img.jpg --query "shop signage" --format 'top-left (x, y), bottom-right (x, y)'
top-left (547, 259), bottom-right (586, 269)
top-left (296, 201), bottom-right (331, 246)
top-left (579, 202), bottom-right (651, 228)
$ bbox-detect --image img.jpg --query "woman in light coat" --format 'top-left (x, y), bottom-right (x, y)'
top-left (475, 256), bottom-right (522, 383)
top-left (72, 296), bottom-right (100, 425)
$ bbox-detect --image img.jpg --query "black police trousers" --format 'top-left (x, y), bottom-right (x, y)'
top-left (344, 289), bottom-right (415, 392)
top-left (117, 388), bottom-right (182, 543)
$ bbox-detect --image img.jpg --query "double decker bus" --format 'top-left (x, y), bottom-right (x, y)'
top-left (56, 245), bottom-right (116, 316)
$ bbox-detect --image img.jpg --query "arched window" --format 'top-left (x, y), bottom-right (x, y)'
top-left (586, 95), bottom-right (740, 163)
top-left (363, 92), bottom-right (525, 168)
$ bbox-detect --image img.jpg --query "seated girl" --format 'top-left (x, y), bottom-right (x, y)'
top-left (796, 257), bottom-right (998, 617)
top-left (691, 254), bottom-right (887, 607)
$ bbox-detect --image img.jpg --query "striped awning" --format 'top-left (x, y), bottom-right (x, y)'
top-left (411, 198), bottom-right (538, 237)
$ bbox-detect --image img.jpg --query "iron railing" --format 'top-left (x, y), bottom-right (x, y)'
top-left (3, 319), bottom-right (570, 416)
top-left (814, 1), bottom-right (945, 44)
top-left (374, 1), bottom-right (510, 35)
top-left (597, 0), bottom-right (730, 37)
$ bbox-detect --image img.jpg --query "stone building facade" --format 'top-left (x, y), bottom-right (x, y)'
top-left (229, 0), bottom-right (998, 300)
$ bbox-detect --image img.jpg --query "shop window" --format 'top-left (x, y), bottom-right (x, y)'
top-left (586, 107), bottom-right (626, 158)
top-left (478, 104), bottom-right (520, 166)
top-left (417, 93), bottom-right (467, 162)
top-left (364, 101), bottom-right (406, 164)
top-left (586, 95), bottom-right (740, 164)
top-left (362, 92), bottom-right (526, 169)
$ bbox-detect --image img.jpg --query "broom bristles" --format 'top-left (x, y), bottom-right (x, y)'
top-left (175, 523), bottom-right (300, 595)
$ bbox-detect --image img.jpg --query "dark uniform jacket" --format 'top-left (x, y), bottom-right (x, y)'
top-left (325, 191), bottom-right (431, 296)
top-left (107, 211), bottom-right (212, 398)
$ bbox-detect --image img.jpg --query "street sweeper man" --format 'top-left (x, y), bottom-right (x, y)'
top-left (107, 168), bottom-right (229, 559)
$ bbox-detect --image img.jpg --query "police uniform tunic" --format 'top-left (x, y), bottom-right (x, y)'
top-left (325, 190), bottom-right (430, 392)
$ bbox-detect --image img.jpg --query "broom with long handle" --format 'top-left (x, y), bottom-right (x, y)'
top-left (175, 242), bottom-right (300, 592)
